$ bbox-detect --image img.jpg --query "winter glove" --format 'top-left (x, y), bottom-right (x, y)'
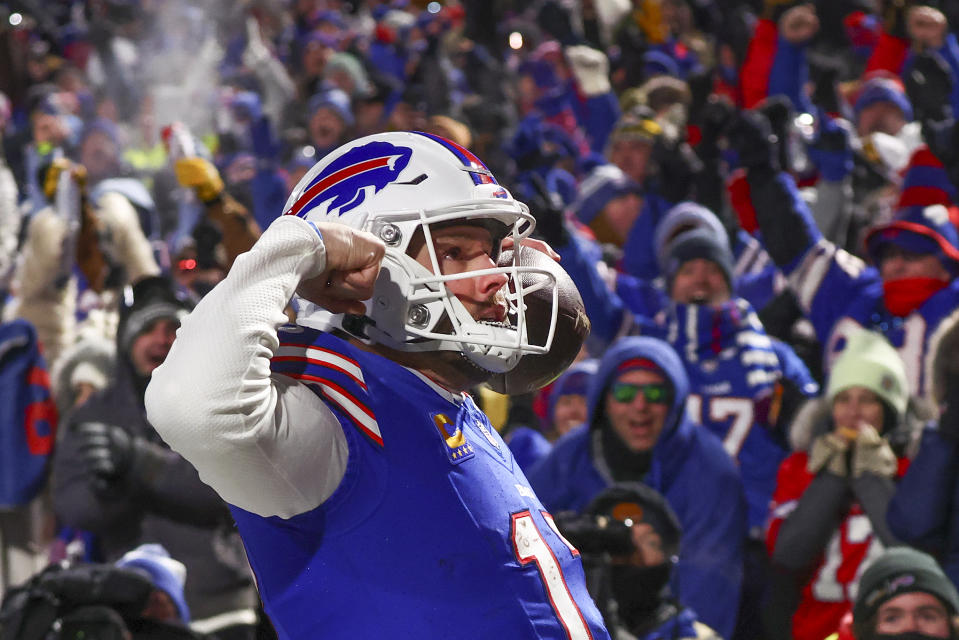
top-left (634, 0), bottom-right (667, 44)
top-left (42, 158), bottom-right (87, 201)
top-left (174, 157), bottom-right (224, 204)
top-left (904, 51), bottom-right (954, 125)
top-left (851, 425), bottom-right (898, 478)
top-left (882, 0), bottom-right (911, 40)
top-left (727, 110), bottom-right (780, 175)
top-left (76, 422), bottom-right (166, 493)
top-left (648, 138), bottom-right (703, 203)
top-left (696, 95), bottom-right (737, 159)
top-left (811, 63), bottom-right (841, 115)
top-left (527, 173), bottom-right (571, 247)
top-left (758, 96), bottom-right (795, 172)
top-left (242, 16), bottom-right (272, 68)
top-left (565, 45), bottom-right (611, 97)
top-left (807, 113), bottom-right (853, 182)
top-left (807, 432), bottom-right (850, 476)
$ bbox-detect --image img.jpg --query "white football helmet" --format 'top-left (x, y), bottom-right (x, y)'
top-left (283, 131), bottom-right (559, 374)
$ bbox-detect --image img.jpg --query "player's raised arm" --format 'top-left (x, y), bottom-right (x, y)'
top-left (145, 215), bottom-right (384, 517)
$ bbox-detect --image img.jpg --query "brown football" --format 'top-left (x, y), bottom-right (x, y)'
top-left (487, 246), bottom-right (591, 395)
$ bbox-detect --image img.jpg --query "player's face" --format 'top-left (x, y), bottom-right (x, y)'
top-left (831, 386), bottom-right (885, 433)
top-left (876, 592), bottom-right (951, 638)
top-left (129, 317), bottom-right (179, 377)
top-left (553, 394), bottom-right (587, 436)
top-left (409, 225), bottom-right (509, 324)
top-left (879, 245), bottom-right (951, 282)
top-left (604, 369), bottom-right (670, 453)
top-left (670, 258), bottom-right (731, 305)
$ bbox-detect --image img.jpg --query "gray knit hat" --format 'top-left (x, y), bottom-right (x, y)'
top-left (854, 547), bottom-right (959, 624)
top-left (118, 276), bottom-right (191, 355)
top-left (663, 228), bottom-right (734, 288)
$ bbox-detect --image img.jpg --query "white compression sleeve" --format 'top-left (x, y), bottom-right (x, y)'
top-left (146, 215), bottom-right (348, 518)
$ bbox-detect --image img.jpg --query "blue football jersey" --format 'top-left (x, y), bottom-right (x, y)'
top-left (788, 238), bottom-right (959, 399)
top-left (231, 327), bottom-right (610, 640)
top-left (659, 301), bottom-right (817, 532)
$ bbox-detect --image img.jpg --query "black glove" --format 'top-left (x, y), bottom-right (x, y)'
top-left (810, 63), bottom-right (841, 114)
top-left (727, 110), bottom-right (781, 175)
top-left (76, 422), bottom-right (165, 494)
top-left (881, 0), bottom-right (911, 40)
top-left (758, 96), bottom-right (794, 172)
top-left (904, 51), bottom-right (954, 125)
top-left (527, 173), bottom-right (570, 247)
top-left (686, 68), bottom-right (716, 126)
top-left (648, 138), bottom-right (703, 203)
top-left (699, 95), bottom-right (737, 151)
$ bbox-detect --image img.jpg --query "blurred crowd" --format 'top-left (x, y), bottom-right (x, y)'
top-left (4, 0), bottom-right (959, 638)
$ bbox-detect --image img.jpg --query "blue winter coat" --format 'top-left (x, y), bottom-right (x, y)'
top-left (528, 337), bottom-right (746, 639)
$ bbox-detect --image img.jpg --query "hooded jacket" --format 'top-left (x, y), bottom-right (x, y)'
top-left (51, 278), bottom-right (257, 623)
top-left (528, 337), bottom-right (747, 639)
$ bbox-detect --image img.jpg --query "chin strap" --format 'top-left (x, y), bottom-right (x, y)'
top-left (883, 277), bottom-right (950, 317)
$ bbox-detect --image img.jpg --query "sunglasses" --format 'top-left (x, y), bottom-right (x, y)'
top-left (610, 382), bottom-right (670, 404)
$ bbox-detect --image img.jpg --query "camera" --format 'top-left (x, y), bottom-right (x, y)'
top-left (552, 511), bottom-right (635, 556)
top-left (52, 605), bottom-right (131, 640)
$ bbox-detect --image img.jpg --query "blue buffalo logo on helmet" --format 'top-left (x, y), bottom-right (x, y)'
top-left (285, 141), bottom-right (413, 218)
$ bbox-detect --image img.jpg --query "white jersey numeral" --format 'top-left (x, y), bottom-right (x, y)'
top-left (511, 511), bottom-right (593, 640)
top-left (687, 394), bottom-right (756, 458)
top-left (811, 514), bottom-right (883, 602)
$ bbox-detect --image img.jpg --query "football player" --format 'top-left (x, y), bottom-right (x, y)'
top-left (146, 132), bottom-right (610, 639)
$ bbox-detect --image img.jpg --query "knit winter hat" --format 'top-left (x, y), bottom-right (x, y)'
top-left (324, 52), bottom-right (373, 99)
top-left (572, 164), bottom-right (643, 226)
top-left (825, 330), bottom-right (908, 419)
top-left (607, 108), bottom-right (663, 148)
top-left (308, 88), bottom-right (355, 128)
top-left (663, 227), bottom-right (734, 287)
top-left (854, 75), bottom-right (914, 122)
top-left (865, 147), bottom-right (959, 272)
top-left (854, 547), bottom-right (959, 624)
top-left (654, 201), bottom-right (729, 275)
top-left (116, 544), bottom-right (191, 622)
top-left (118, 276), bottom-right (191, 356)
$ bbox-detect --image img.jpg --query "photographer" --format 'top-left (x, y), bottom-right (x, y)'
top-left (0, 546), bottom-right (206, 640)
top-left (558, 483), bottom-right (721, 640)
top-left (529, 336), bottom-right (746, 638)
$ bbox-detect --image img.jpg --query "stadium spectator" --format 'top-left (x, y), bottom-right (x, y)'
top-left (765, 330), bottom-right (911, 640)
top-left (529, 335), bottom-right (746, 638)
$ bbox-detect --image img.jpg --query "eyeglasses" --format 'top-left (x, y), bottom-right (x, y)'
top-left (610, 382), bottom-right (670, 404)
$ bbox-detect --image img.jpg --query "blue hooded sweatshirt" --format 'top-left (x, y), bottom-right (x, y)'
top-left (528, 337), bottom-right (746, 639)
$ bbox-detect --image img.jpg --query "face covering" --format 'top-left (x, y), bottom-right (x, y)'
top-left (883, 277), bottom-right (950, 317)
top-left (609, 563), bottom-right (672, 623)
